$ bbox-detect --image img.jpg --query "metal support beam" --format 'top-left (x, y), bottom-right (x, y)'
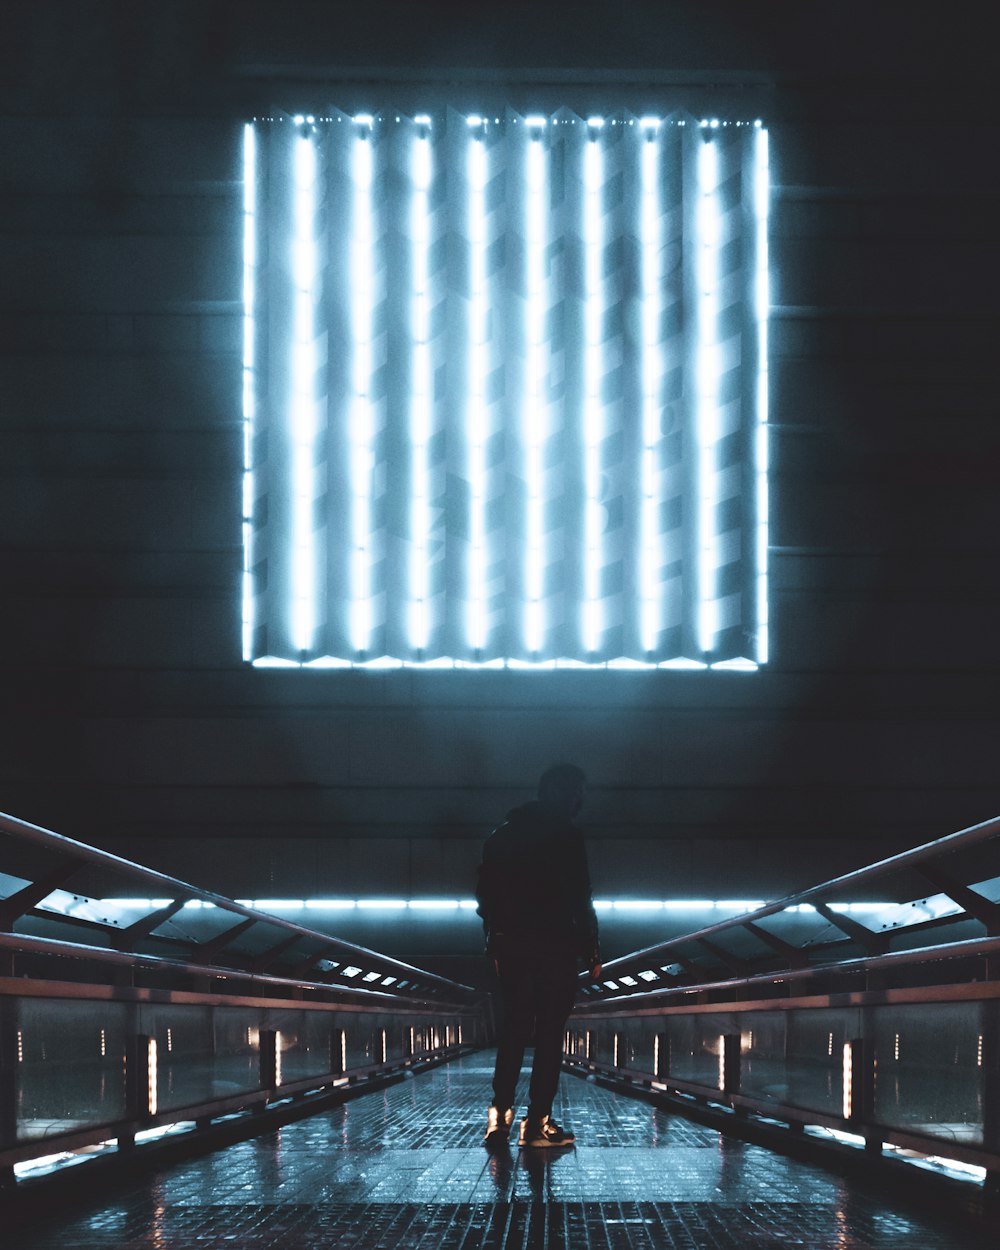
top-left (914, 863), bottom-right (1000, 936)
top-left (193, 916), bottom-right (258, 963)
top-left (0, 861), bottom-right (82, 930)
top-left (252, 934), bottom-right (303, 973)
top-left (742, 920), bottom-right (809, 968)
top-left (814, 902), bottom-right (889, 956)
top-left (114, 899), bottom-right (187, 951)
top-left (695, 937), bottom-right (750, 977)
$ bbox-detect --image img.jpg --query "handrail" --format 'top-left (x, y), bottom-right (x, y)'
top-left (0, 932), bottom-right (475, 1011)
top-left (590, 813), bottom-right (1000, 994)
top-left (0, 810), bottom-right (474, 1000)
top-left (576, 932), bottom-right (1000, 1013)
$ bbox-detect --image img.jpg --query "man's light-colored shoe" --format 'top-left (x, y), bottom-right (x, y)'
top-left (484, 1105), bottom-right (514, 1146)
top-left (518, 1114), bottom-right (575, 1147)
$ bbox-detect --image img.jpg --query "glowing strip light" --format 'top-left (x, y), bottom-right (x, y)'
top-left (290, 131), bottom-right (319, 653)
top-left (351, 120), bottom-right (375, 653)
top-left (147, 1037), bottom-right (158, 1116)
top-left (582, 123), bottom-right (604, 653)
top-left (842, 1042), bottom-right (853, 1119)
top-left (467, 127), bottom-right (488, 650)
top-left (754, 124), bottom-right (770, 664)
top-left (101, 896), bottom-right (890, 913)
top-left (696, 138), bottom-right (721, 656)
top-left (524, 120), bottom-right (547, 653)
top-left (410, 125), bottom-right (433, 651)
top-left (241, 124), bottom-right (256, 662)
top-left (640, 123), bottom-right (662, 653)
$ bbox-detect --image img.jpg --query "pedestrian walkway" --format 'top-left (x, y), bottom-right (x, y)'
top-left (6, 1053), bottom-right (992, 1249)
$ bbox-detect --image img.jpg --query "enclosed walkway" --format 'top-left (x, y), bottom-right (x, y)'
top-left (6, 1052), bottom-right (991, 1250)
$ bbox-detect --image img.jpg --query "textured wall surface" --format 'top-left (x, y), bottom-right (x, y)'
top-left (1, 2), bottom-right (998, 958)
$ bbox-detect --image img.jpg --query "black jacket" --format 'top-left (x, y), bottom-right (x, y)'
top-left (475, 801), bottom-right (600, 966)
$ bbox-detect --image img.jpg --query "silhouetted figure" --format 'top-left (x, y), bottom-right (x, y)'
top-left (476, 763), bottom-right (601, 1148)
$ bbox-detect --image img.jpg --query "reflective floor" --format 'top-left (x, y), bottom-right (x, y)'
top-left (6, 1053), bottom-right (992, 1248)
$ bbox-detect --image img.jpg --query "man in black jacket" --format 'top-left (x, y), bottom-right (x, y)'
top-left (475, 763), bottom-right (601, 1148)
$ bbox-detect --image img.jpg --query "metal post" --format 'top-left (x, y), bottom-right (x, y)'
top-left (982, 996), bottom-right (1000, 1193)
top-left (259, 1029), bottom-right (277, 1092)
top-left (0, 996), bottom-right (18, 1189)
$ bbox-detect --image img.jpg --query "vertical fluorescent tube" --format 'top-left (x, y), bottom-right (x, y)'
top-left (696, 138), bottom-right (721, 657)
top-left (467, 125), bottom-right (488, 652)
top-left (410, 124), bottom-right (432, 653)
top-left (351, 121), bottom-right (375, 654)
top-left (291, 131), bottom-right (318, 654)
top-left (754, 124), bottom-right (770, 665)
top-left (242, 124), bottom-right (256, 661)
top-left (583, 121), bottom-right (603, 655)
top-left (639, 122), bottom-right (662, 654)
top-left (524, 121), bottom-right (547, 654)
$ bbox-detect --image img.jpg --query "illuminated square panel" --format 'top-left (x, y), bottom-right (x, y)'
top-left (242, 109), bottom-right (768, 669)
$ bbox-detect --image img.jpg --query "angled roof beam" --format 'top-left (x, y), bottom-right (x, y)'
top-left (694, 937), bottom-right (751, 977)
top-left (814, 901), bottom-right (889, 956)
top-left (114, 899), bottom-right (187, 950)
top-left (192, 916), bottom-right (259, 963)
top-left (0, 861), bottom-right (83, 930)
top-left (742, 919), bottom-right (809, 968)
top-left (252, 933), bottom-right (303, 973)
top-left (914, 862), bottom-right (1000, 935)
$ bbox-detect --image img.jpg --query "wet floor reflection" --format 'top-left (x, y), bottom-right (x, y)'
top-left (4, 1052), bottom-right (993, 1249)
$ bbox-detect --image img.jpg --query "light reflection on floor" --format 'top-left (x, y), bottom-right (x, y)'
top-left (5, 1053), bottom-right (992, 1249)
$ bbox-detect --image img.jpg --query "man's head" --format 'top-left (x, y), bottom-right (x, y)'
top-left (538, 763), bottom-right (587, 818)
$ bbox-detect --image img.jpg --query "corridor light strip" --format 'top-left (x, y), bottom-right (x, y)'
top-left (582, 121), bottom-right (603, 654)
top-left (290, 129), bottom-right (319, 653)
top-left (524, 119), bottom-right (547, 654)
top-left (410, 122), bottom-right (433, 652)
top-left (241, 123), bottom-right (256, 662)
top-left (467, 123), bottom-right (489, 651)
top-left (351, 118), bottom-right (375, 653)
top-left (100, 898), bottom-right (891, 914)
top-left (696, 137), bottom-right (721, 656)
top-left (639, 121), bottom-right (662, 654)
top-left (754, 123), bottom-right (770, 665)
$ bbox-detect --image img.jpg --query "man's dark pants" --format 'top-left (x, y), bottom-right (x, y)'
top-left (491, 941), bottom-right (579, 1120)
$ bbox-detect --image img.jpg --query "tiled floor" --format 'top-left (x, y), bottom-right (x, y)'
top-left (5, 1054), bottom-right (992, 1248)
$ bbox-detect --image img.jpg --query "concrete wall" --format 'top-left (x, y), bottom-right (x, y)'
top-left (1, 2), bottom-right (998, 956)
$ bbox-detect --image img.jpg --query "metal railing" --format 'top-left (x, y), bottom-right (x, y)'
top-left (566, 815), bottom-right (1000, 1186)
top-left (0, 812), bottom-right (488, 1186)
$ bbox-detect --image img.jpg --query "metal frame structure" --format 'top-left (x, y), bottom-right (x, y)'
top-left (566, 815), bottom-right (1000, 1186)
top-left (0, 812), bottom-right (488, 1188)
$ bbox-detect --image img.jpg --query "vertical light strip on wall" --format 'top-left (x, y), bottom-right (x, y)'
top-left (754, 123), bottom-right (770, 666)
top-left (241, 123), bottom-right (256, 661)
top-left (467, 119), bottom-right (488, 652)
top-left (582, 119), bottom-right (604, 655)
top-left (290, 126), bottom-right (318, 653)
top-left (410, 118), bottom-right (432, 652)
top-left (695, 132), bottom-right (721, 657)
top-left (524, 117), bottom-right (548, 655)
top-left (351, 117), bottom-right (375, 654)
top-left (639, 119), bottom-right (662, 654)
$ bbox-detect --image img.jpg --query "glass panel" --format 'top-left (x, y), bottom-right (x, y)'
top-left (872, 1001), bottom-right (985, 1145)
top-left (740, 1008), bottom-right (860, 1117)
top-left (15, 998), bottom-right (129, 1142)
top-left (664, 1014), bottom-right (733, 1088)
top-left (140, 1003), bottom-right (263, 1114)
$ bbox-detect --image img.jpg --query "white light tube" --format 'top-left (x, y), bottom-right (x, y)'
top-left (524, 129), bottom-right (547, 654)
top-left (290, 132), bottom-right (318, 654)
top-left (242, 124), bottom-right (256, 661)
top-left (755, 127), bottom-right (770, 665)
top-left (467, 130), bottom-right (488, 651)
top-left (410, 128), bottom-right (432, 652)
top-left (695, 139), bottom-right (721, 656)
top-left (582, 128), bottom-right (603, 654)
top-left (351, 126), bottom-right (375, 653)
top-left (640, 126), bottom-right (662, 654)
